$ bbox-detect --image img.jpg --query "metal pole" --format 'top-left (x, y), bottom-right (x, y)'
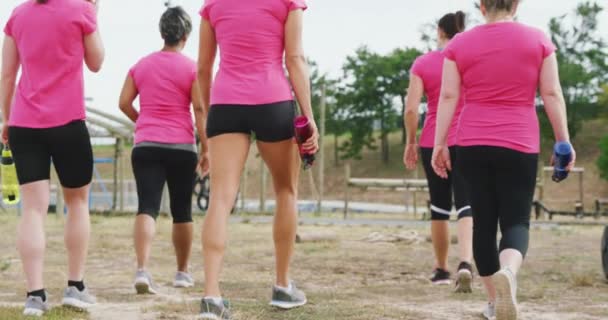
top-left (316, 84), bottom-right (326, 215)
top-left (112, 138), bottom-right (118, 211)
top-left (118, 138), bottom-right (125, 212)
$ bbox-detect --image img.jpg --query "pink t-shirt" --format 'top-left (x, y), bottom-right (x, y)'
top-left (444, 22), bottom-right (556, 153)
top-left (4, 0), bottom-right (97, 128)
top-left (411, 50), bottom-right (465, 148)
top-left (200, 0), bottom-right (307, 105)
top-left (129, 52), bottom-right (197, 144)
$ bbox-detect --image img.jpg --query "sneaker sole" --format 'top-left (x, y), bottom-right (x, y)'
top-left (197, 313), bottom-right (221, 320)
top-left (455, 269), bottom-right (473, 293)
top-left (62, 297), bottom-right (94, 311)
top-left (269, 299), bottom-right (307, 309)
top-left (493, 272), bottom-right (517, 320)
top-left (173, 280), bottom-right (194, 288)
top-left (23, 308), bottom-right (45, 317)
top-left (431, 279), bottom-right (452, 286)
top-left (134, 281), bottom-right (157, 295)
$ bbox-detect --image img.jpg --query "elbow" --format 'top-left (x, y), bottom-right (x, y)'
top-left (285, 54), bottom-right (306, 72)
top-left (118, 100), bottom-right (131, 113)
top-left (86, 58), bottom-right (104, 73)
top-left (197, 64), bottom-right (213, 81)
top-left (440, 90), bottom-right (459, 102)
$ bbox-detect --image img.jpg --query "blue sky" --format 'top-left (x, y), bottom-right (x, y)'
top-left (1, 0), bottom-right (607, 116)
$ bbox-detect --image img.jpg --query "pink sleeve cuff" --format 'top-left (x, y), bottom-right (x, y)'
top-left (288, 0), bottom-right (307, 11)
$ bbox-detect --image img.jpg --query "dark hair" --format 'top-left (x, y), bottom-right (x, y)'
top-left (159, 5), bottom-right (192, 47)
top-left (481, 0), bottom-right (518, 14)
top-left (438, 11), bottom-right (466, 39)
top-left (36, 0), bottom-right (48, 3)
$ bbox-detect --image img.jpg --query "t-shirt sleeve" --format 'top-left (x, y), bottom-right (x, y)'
top-left (443, 42), bottom-right (457, 62)
top-left (80, 2), bottom-right (97, 35)
top-left (286, 0), bottom-right (307, 11)
top-left (410, 57), bottom-right (423, 78)
top-left (200, 0), bottom-right (214, 20)
top-left (4, 10), bottom-right (16, 37)
top-left (539, 32), bottom-right (557, 58)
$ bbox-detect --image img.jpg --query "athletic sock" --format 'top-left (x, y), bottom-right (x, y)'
top-left (275, 283), bottom-right (293, 292)
top-left (68, 280), bottom-right (86, 292)
top-left (204, 296), bottom-right (223, 305)
top-left (27, 289), bottom-right (46, 302)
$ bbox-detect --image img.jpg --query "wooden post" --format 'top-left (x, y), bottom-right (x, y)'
top-left (259, 157), bottom-right (266, 213)
top-left (317, 84), bottom-right (326, 215)
top-left (118, 138), bottom-right (125, 212)
top-left (579, 169), bottom-right (584, 209)
top-left (343, 162), bottom-right (350, 219)
top-left (112, 138), bottom-right (118, 211)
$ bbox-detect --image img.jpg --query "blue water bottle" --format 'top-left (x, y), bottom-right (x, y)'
top-left (552, 141), bottom-right (572, 183)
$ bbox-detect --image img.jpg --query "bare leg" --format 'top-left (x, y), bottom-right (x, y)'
top-left (17, 181), bottom-right (51, 292)
top-left (134, 214), bottom-right (156, 270)
top-left (202, 134), bottom-right (250, 297)
top-left (457, 217), bottom-right (473, 263)
top-left (63, 185), bottom-right (91, 282)
top-left (173, 222), bottom-right (193, 272)
top-left (257, 139), bottom-right (300, 287)
top-left (431, 220), bottom-right (450, 270)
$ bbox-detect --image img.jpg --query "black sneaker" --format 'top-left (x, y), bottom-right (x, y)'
top-left (199, 298), bottom-right (231, 320)
top-left (430, 268), bottom-right (451, 285)
top-left (455, 262), bottom-right (474, 293)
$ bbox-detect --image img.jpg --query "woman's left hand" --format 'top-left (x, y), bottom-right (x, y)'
top-left (302, 121), bottom-right (319, 154)
top-left (431, 145), bottom-right (451, 179)
top-left (198, 151), bottom-right (210, 176)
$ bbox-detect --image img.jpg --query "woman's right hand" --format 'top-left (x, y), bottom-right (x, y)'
top-left (404, 144), bottom-right (418, 170)
top-left (303, 121), bottom-right (319, 154)
top-left (198, 151), bottom-right (210, 176)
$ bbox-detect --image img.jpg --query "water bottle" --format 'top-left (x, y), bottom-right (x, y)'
top-left (294, 116), bottom-right (315, 170)
top-left (1, 145), bottom-right (20, 205)
top-left (552, 141), bottom-right (572, 183)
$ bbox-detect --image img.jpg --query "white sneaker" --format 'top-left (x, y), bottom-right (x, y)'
top-left (62, 286), bottom-right (96, 310)
top-left (134, 270), bottom-right (158, 294)
top-left (173, 271), bottom-right (195, 288)
top-left (482, 302), bottom-right (496, 319)
top-left (23, 295), bottom-right (50, 317)
top-left (493, 268), bottom-right (518, 320)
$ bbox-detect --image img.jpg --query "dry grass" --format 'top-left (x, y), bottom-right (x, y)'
top-left (0, 214), bottom-right (607, 319)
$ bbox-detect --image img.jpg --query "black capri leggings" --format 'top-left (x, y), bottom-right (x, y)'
top-left (421, 147), bottom-right (471, 221)
top-left (458, 146), bottom-right (538, 277)
top-left (132, 147), bottom-right (198, 223)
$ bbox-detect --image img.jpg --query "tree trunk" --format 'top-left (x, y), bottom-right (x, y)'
top-left (334, 134), bottom-right (339, 167)
top-left (382, 131), bottom-right (390, 164)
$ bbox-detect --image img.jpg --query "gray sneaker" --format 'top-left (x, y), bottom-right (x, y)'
top-left (23, 295), bottom-right (50, 317)
top-left (173, 271), bottom-right (194, 288)
top-left (269, 282), bottom-right (307, 309)
top-left (198, 298), bottom-right (231, 320)
top-left (482, 302), bottom-right (496, 320)
top-left (62, 286), bottom-right (96, 310)
top-left (134, 270), bottom-right (157, 294)
top-left (493, 268), bottom-right (518, 320)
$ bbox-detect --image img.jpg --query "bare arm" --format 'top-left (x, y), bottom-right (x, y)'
top-left (197, 20), bottom-right (217, 117)
top-left (539, 53), bottom-right (570, 142)
top-left (84, 31), bottom-right (105, 72)
top-left (434, 59), bottom-right (461, 147)
top-left (284, 9), bottom-right (313, 121)
top-left (0, 36), bottom-right (19, 126)
top-left (191, 78), bottom-right (207, 152)
top-left (118, 75), bottom-right (139, 123)
top-left (404, 75), bottom-right (424, 145)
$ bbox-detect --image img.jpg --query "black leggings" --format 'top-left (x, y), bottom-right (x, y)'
top-left (421, 147), bottom-right (471, 221)
top-left (458, 146), bottom-right (538, 277)
top-left (132, 147), bottom-right (197, 223)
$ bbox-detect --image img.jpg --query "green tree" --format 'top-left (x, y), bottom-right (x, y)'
top-left (539, 1), bottom-right (608, 141)
top-left (335, 47), bottom-right (421, 163)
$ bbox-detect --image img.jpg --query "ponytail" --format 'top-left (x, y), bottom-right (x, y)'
top-left (438, 11), bottom-right (467, 40)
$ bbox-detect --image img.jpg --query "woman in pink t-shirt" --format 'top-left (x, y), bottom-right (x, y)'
top-left (197, 0), bottom-right (318, 317)
top-left (0, 0), bottom-right (104, 316)
top-left (118, 5), bottom-right (205, 296)
top-left (404, 11), bottom-right (474, 293)
top-left (432, 1), bottom-right (575, 319)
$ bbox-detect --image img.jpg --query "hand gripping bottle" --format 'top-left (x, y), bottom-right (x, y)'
top-left (1, 145), bottom-right (19, 205)
top-left (552, 141), bottom-right (572, 183)
top-left (294, 116), bottom-right (315, 170)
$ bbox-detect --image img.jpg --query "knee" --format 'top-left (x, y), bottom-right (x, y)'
top-left (430, 204), bottom-right (451, 221)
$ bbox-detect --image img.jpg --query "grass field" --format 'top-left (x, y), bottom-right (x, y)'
top-left (0, 214), bottom-right (607, 319)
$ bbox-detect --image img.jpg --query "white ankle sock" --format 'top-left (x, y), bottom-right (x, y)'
top-left (204, 296), bottom-right (223, 305)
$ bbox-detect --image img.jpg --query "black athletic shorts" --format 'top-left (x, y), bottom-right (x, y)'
top-left (131, 146), bottom-right (197, 223)
top-left (8, 120), bottom-right (93, 188)
top-left (420, 146), bottom-right (471, 220)
top-left (206, 100), bottom-right (296, 142)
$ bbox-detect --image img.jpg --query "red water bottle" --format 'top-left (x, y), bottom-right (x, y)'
top-left (294, 116), bottom-right (315, 170)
